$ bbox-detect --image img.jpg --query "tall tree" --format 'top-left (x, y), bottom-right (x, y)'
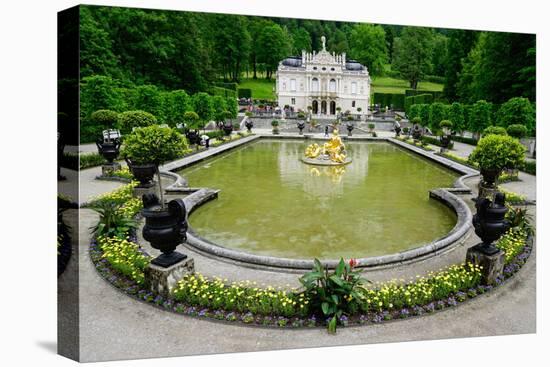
top-left (349, 24), bottom-right (388, 75)
top-left (392, 27), bottom-right (434, 89)
top-left (79, 7), bottom-right (118, 78)
top-left (431, 33), bottom-right (448, 76)
top-left (327, 29), bottom-right (349, 54)
top-left (290, 27), bottom-right (312, 54)
top-left (256, 23), bottom-right (291, 79)
top-left (443, 29), bottom-right (478, 101)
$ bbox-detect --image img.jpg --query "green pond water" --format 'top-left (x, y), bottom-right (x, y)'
top-left (178, 140), bottom-right (458, 259)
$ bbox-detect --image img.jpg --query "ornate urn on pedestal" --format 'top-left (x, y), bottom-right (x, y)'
top-left (346, 122), bottom-right (354, 137)
top-left (125, 158), bottom-right (157, 188)
top-left (142, 194), bottom-right (188, 267)
top-left (297, 121), bottom-right (305, 135)
top-left (467, 193), bottom-right (509, 285)
top-left (472, 193), bottom-right (510, 255)
top-left (412, 124), bottom-right (422, 141)
top-left (245, 119), bottom-right (253, 133)
top-left (96, 139), bottom-right (121, 164)
top-left (222, 120), bottom-right (233, 138)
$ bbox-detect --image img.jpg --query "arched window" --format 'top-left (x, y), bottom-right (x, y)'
top-left (329, 79), bottom-right (336, 93)
top-left (312, 78), bottom-right (319, 92)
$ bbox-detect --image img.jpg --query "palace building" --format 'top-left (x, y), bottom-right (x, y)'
top-left (276, 36), bottom-right (371, 118)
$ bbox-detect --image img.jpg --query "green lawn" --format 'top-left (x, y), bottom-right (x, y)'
top-left (238, 78), bottom-right (276, 100)
top-left (237, 75), bottom-right (443, 101)
top-left (371, 76), bottom-right (443, 94)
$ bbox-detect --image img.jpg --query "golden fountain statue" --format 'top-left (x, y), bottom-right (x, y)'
top-left (302, 129), bottom-right (352, 166)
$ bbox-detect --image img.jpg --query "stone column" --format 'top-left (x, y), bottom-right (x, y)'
top-left (466, 244), bottom-right (505, 285)
top-left (144, 258), bottom-right (195, 298)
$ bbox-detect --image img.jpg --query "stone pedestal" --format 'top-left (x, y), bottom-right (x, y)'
top-left (133, 184), bottom-right (157, 198)
top-left (144, 257), bottom-right (195, 298)
top-left (466, 243), bottom-right (505, 285)
top-left (101, 162), bottom-right (121, 176)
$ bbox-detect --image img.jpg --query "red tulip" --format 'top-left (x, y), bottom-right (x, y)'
top-left (349, 258), bottom-right (357, 268)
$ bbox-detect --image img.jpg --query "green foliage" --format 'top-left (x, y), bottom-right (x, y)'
top-left (104, 167), bottom-right (134, 180)
top-left (117, 110), bottom-right (157, 134)
top-left (237, 88), bottom-right (252, 99)
top-left (522, 160), bottom-right (536, 175)
top-left (392, 27), bottom-right (434, 89)
top-left (469, 134), bottom-right (525, 170)
top-left (421, 135), bottom-right (454, 149)
top-left (183, 111), bottom-right (200, 129)
top-left (255, 23), bottom-right (291, 79)
top-left (97, 235), bottom-right (150, 285)
top-left (209, 86), bottom-right (237, 99)
top-left (91, 109), bottom-right (119, 130)
top-left (122, 125), bottom-right (187, 165)
top-left (496, 228), bottom-right (529, 264)
top-left (499, 187), bottom-right (526, 205)
top-left (506, 124), bottom-right (528, 139)
top-left (505, 206), bottom-right (534, 237)
top-left (80, 153), bottom-right (106, 169)
top-left (456, 32), bottom-right (535, 104)
top-left (299, 259), bottom-right (370, 333)
top-left (496, 97), bottom-right (535, 134)
top-left (192, 92), bottom-right (214, 125)
top-left (419, 104), bottom-right (430, 126)
top-left (411, 117), bottom-right (422, 126)
top-left (80, 75), bottom-right (124, 119)
top-left (451, 135), bottom-right (478, 146)
top-left (349, 24), bottom-right (388, 75)
top-left (163, 90), bottom-right (191, 127)
top-left (439, 120), bottom-right (453, 129)
top-left (443, 29), bottom-right (478, 101)
top-left (468, 100), bottom-right (493, 133)
top-left (271, 120), bottom-right (279, 127)
top-left (448, 102), bottom-right (466, 133)
top-left (429, 102), bottom-right (448, 130)
top-left (133, 85), bottom-right (164, 120)
top-left (90, 201), bottom-right (138, 239)
top-left (482, 126), bottom-right (508, 137)
top-left (173, 273), bottom-right (308, 318)
top-left (373, 93), bottom-right (405, 110)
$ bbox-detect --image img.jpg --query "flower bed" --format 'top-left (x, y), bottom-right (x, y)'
top-left (396, 137), bottom-right (434, 151)
top-left (88, 181), bottom-right (533, 330)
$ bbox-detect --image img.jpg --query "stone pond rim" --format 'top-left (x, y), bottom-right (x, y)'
top-left (156, 135), bottom-right (478, 271)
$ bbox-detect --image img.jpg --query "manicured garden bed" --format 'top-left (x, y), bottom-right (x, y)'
top-left (88, 182), bottom-right (533, 331)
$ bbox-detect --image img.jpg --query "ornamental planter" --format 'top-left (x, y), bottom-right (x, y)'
top-left (125, 159), bottom-right (157, 188)
top-left (394, 126), bottom-right (401, 138)
top-left (346, 123), bottom-right (354, 137)
top-left (223, 121), bottom-right (233, 137)
top-left (472, 193), bottom-right (509, 255)
top-left (412, 126), bottom-right (422, 141)
top-left (96, 139), bottom-right (121, 164)
top-left (245, 120), bottom-right (253, 133)
top-left (479, 167), bottom-right (501, 188)
top-left (297, 121), bottom-right (305, 135)
top-left (142, 194), bottom-right (188, 268)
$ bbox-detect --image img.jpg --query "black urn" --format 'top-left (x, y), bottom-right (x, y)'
top-left (346, 123), bottom-right (354, 136)
top-left (125, 158), bottom-right (157, 188)
top-left (245, 119), bottom-right (254, 133)
top-left (222, 121), bottom-right (233, 137)
top-left (412, 125), bottom-right (422, 141)
top-left (472, 192), bottom-right (509, 255)
top-left (96, 139), bottom-right (121, 164)
top-left (297, 121), bottom-right (305, 135)
top-left (440, 134), bottom-right (451, 150)
top-left (141, 194), bottom-right (188, 268)
top-left (480, 167), bottom-right (502, 188)
top-left (185, 130), bottom-right (201, 146)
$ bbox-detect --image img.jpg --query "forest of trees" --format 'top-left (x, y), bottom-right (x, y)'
top-left (80, 5), bottom-right (536, 105)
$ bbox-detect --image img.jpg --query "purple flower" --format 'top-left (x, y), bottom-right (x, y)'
top-left (372, 313), bottom-right (383, 323)
top-left (446, 297), bottom-right (457, 307)
top-left (399, 308), bottom-right (410, 318)
top-left (412, 305), bottom-right (424, 316)
top-left (338, 315), bottom-right (349, 326)
top-left (424, 302), bottom-right (435, 313)
top-left (198, 308), bottom-right (208, 317)
top-left (358, 314), bottom-right (368, 324)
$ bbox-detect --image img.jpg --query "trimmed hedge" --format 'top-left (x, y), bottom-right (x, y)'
top-left (451, 135), bottom-right (478, 146)
top-left (214, 82), bottom-right (238, 91)
top-left (209, 86), bottom-right (237, 99)
top-left (373, 93), bottom-right (405, 110)
top-left (421, 135), bottom-right (454, 149)
top-left (405, 94), bottom-right (434, 114)
top-left (238, 88), bottom-right (252, 99)
top-left (522, 161), bottom-right (536, 175)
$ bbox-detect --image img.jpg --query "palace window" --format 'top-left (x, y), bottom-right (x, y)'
top-left (291, 98), bottom-right (296, 105)
top-left (329, 79), bottom-right (336, 92)
top-left (351, 82), bottom-right (357, 94)
top-left (352, 101), bottom-right (356, 107)
top-left (312, 78), bottom-right (319, 92)
top-left (290, 79), bottom-right (296, 91)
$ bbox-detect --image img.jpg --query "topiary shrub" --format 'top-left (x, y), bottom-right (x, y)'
top-left (506, 124), bottom-right (528, 139)
top-left (482, 125), bottom-right (508, 137)
top-left (118, 110), bottom-right (157, 134)
top-left (412, 117), bottom-right (422, 126)
top-left (121, 125), bottom-right (187, 165)
top-left (496, 97), bottom-right (535, 134)
top-left (469, 134), bottom-right (525, 173)
top-left (439, 120), bottom-right (453, 129)
top-left (91, 110), bottom-right (119, 130)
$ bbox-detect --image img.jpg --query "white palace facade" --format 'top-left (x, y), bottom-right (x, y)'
top-left (276, 36), bottom-right (370, 118)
